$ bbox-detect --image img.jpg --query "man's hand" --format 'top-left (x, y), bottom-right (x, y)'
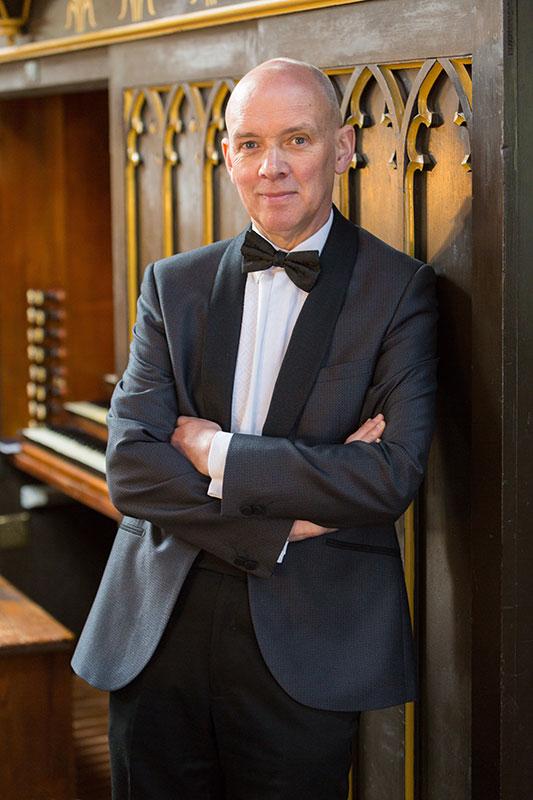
top-left (288, 413), bottom-right (386, 541)
top-left (344, 413), bottom-right (385, 445)
top-left (170, 416), bottom-right (221, 476)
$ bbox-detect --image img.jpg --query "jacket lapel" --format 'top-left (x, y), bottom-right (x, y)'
top-left (262, 208), bottom-right (359, 438)
top-left (201, 208), bottom-right (359, 437)
top-left (200, 229), bottom-right (248, 430)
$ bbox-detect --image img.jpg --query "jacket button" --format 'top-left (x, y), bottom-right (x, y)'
top-left (252, 504), bottom-right (266, 516)
top-left (240, 504), bottom-right (254, 517)
top-left (233, 556), bottom-right (258, 571)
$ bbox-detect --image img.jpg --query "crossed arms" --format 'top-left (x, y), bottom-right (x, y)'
top-left (171, 413), bottom-right (386, 542)
top-left (106, 260), bottom-right (437, 573)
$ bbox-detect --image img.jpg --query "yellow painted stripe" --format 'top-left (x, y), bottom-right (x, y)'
top-left (403, 502), bottom-right (416, 800)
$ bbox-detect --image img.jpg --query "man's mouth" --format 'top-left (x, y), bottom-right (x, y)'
top-left (260, 192), bottom-right (297, 200)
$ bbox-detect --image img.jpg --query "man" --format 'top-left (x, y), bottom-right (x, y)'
top-left (72, 58), bottom-right (438, 799)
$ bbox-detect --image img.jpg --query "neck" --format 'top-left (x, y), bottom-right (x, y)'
top-left (252, 209), bottom-right (332, 251)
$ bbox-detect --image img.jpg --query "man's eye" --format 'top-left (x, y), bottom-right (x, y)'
top-left (241, 141), bottom-right (258, 150)
top-left (292, 136), bottom-right (307, 145)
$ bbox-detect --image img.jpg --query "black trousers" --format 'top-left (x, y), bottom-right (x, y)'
top-left (109, 562), bottom-right (359, 800)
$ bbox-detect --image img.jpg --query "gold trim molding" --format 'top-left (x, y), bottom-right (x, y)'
top-left (0, 0), bottom-right (368, 64)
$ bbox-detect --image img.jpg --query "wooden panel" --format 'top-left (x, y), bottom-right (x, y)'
top-left (63, 91), bottom-right (114, 404)
top-left (73, 676), bottom-right (111, 800)
top-left (500, 3), bottom-right (533, 796)
top-left (123, 86), bottom-right (171, 318)
top-left (0, 576), bottom-right (74, 800)
top-left (0, 575), bottom-right (73, 653)
top-left (335, 67), bottom-right (403, 247)
top-left (0, 650), bottom-right (74, 800)
top-left (166, 84), bottom-right (206, 255)
top-left (416, 64), bottom-right (472, 800)
top-left (204, 79), bottom-right (249, 243)
top-left (0, 95), bottom-right (67, 436)
top-left (0, 90), bottom-right (114, 437)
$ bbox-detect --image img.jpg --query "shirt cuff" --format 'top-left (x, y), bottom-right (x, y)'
top-left (277, 539), bottom-right (289, 563)
top-left (207, 431), bottom-right (233, 499)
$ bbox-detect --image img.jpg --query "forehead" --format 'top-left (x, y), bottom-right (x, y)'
top-left (226, 72), bottom-right (330, 136)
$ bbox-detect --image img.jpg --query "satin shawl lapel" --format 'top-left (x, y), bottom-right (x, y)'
top-left (200, 229), bottom-right (248, 430)
top-left (262, 208), bottom-right (359, 438)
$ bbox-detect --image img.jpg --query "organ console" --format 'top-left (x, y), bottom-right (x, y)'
top-left (10, 286), bottom-right (119, 519)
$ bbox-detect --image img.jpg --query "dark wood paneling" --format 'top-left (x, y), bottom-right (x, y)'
top-left (73, 676), bottom-right (111, 800)
top-left (470, 1), bottom-right (504, 796)
top-left (500, 2), bottom-right (533, 797)
top-left (418, 68), bottom-right (472, 800)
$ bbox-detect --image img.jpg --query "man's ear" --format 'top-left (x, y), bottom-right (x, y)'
top-left (221, 137), bottom-right (233, 180)
top-left (334, 124), bottom-right (355, 175)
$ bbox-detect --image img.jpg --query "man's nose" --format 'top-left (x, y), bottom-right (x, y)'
top-left (258, 147), bottom-right (289, 180)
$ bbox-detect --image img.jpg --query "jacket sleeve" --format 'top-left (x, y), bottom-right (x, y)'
top-left (219, 263), bottom-right (438, 528)
top-left (106, 263), bottom-right (292, 576)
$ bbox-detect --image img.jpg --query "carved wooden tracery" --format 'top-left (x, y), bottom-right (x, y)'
top-left (124, 57), bottom-right (471, 321)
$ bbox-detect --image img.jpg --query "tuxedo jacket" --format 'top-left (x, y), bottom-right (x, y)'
top-left (72, 207), bottom-right (438, 712)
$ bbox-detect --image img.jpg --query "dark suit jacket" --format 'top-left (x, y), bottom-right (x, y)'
top-left (72, 207), bottom-right (438, 712)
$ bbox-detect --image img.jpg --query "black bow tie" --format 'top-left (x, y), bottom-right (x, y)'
top-left (241, 229), bottom-right (321, 293)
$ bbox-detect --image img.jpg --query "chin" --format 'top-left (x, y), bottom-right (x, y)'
top-left (257, 209), bottom-right (302, 235)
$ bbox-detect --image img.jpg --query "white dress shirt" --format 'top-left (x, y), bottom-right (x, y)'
top-left (207, 209), bottom-right (334, 561)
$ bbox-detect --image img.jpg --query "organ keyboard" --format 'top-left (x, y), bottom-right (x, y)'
top-left (63, 401), bottom-right (108, 427)
top-left (12, 406), bottom-right (119, 521)
top-left (22, 426), bottom-right (106, 475)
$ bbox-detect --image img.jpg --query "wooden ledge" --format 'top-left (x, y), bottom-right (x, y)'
top-left (0, 575), bottom-right (74, 655)
top-left (12, 441), bottom-right (121, 522)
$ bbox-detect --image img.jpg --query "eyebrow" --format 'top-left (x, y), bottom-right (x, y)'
top-left (232, 124), bottom-right (319, 140)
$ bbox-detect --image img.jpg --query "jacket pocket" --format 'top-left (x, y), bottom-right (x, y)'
top-left (325, 539), bottom-right (400, 558)
top-left (119, 516), bottom-right (145, 537)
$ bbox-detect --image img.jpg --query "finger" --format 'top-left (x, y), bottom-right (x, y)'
top-left (365, 419), bottom-right (385, 441)
top-left (343, 416), bottom-right (378, 443)
top-left (358, 413), bottom-right (384, 432)
top-left (345, 425), bottom-right (384, 444)
top-left (345, 418), bottom-right (385, 444)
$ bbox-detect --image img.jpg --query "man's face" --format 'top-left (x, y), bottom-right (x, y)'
top-left (222, 68), bottom-right (354, 250)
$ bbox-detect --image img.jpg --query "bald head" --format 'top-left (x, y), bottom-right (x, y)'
top-left (225, 58), bottom-right (342, 134)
